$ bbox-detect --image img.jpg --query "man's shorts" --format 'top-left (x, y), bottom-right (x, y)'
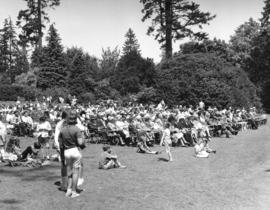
top-left (64, 147), bottom-right (82, 176)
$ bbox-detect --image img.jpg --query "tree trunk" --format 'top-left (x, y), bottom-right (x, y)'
top-left (165, 0), bottom-right (173, 58)
top-left (9, 37), bottom-right (12, 82)
top-left (37, 0), bottom-right (42, 49)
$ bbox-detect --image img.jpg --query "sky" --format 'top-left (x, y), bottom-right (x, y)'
top-left (0, 0), bottom-right (265, 62)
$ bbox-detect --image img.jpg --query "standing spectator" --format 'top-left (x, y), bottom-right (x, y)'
top-left (0, 115), bottom-right (7, 162)
top-left (54, 111), bottom-right (68, 191)
top-left (59, 110), bottom-right (85, 198)
top-left (160, 123), bottom-right (173, 162)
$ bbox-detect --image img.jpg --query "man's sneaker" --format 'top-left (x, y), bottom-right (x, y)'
top-left (78, 178), bottom-right (84, 187)
top-left (70, 192), bottom-right (80, 198)
top-left (65, 189), bottom-right (72, 197)
top-left (119, 165), bottom-right (127, 169)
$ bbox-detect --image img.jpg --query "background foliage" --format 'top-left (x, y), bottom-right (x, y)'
top-left (2, 0), bottom-right (270, 111)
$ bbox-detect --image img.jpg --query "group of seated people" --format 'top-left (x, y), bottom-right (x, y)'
top-left (0, 98), bottom-right (267, 162)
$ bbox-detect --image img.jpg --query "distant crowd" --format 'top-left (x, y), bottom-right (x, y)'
top-left (0, 96), bottom-right (266, 158)
top-left (0, 96), bottom-right (267, 197)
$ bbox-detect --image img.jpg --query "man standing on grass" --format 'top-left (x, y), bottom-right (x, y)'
top-left (55, 110), bottom-right (85, 192)
top-left (54, 111), bottom-right (68, 191)
top-left (59, 110), bottom-right (85, 198)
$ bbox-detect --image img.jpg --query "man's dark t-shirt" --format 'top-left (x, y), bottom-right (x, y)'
top-left (59, 125), bottom-right (82, 150)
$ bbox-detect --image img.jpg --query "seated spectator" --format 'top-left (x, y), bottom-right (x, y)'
top-left (137, 129), bottom-right (160, 154)
top-left (37, 116), bottom-right (52, 147)
top-left (98, 145), bottom-right (126, 169)
top-left (107, 116), bottom-right (125, 145)
top-left (36, 116), bottom-right (52, 160)
top-left (194, 138), bottom-right (209, 158)
top-left (18, 142), bottom-right (42, 161)
top-left (170, 125), bottom-right (188, 147)
top-left (21, 111), bottom-right (34, 137)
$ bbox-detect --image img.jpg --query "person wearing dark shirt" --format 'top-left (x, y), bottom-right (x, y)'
top-left (59, 110), bottom-right (85, 198)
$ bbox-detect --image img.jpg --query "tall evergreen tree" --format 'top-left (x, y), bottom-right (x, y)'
top-left (140, 0), bottom-right (215, 58)
top-left (98, 46), bottom-right (120, 80)
top-left (122, 28), bottom-right (141, 55)
top-left (0, 19), bottom-right (9, 74)
top-left (0, 18), bottom-right (27, 83)
top-left (37, 24), bottom-right (66, 89)
top-left (65, 47), bottom-right (98, 96)
top-left (17, 0), bottom-right (60, 50)
top-left (261, 0), bottom-right (270, 27)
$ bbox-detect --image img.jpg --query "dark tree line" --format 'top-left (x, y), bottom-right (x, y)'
top-left (1, 0), bottom-right (270, 110)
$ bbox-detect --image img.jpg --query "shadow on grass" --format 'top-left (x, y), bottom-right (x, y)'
top-left (54, 181), bottom-right (61, 186)
top-left (264, 169), bottom-right (270, 172)
top-left (0, 199), bottom-right (24, 205)
top-left (157, 157), bottom-right (169, 162)
top-left (0, 164), bottom-right (60, 182)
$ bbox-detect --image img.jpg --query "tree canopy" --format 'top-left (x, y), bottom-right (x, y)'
top-left (17, 0), bottom-right (60, 49)
top-left (155, 53), bottom-right (261, 108)
top-left (36, 24), bottom-right (66, 89)
top-left (140, 0), bottom-right (215, 58)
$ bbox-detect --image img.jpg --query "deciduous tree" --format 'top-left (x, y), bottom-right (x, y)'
top-left (229, 18), bottom-right (261, 67)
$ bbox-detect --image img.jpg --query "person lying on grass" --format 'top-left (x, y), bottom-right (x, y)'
top-left (98, 145), bottom-right (126, 169)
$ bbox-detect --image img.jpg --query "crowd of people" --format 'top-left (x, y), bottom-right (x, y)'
top-left (0, 97), bottom-right (267, 197)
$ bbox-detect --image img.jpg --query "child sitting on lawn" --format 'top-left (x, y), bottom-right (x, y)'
top-left (98, 145), bottom-right (126, 169)
top-left (194, 129), bottom-right (216, 158)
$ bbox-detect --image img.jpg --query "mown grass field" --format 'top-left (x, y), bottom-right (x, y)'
top-left (1, 121), bottom-right (270, 210)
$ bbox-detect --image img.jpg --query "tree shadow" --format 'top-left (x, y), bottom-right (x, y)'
top-left (0, 164), bottom-right (60, 182)
top-left (0, 199), bottom-right (24, 205)
top-left (157, 157), bottom-right (169, 162)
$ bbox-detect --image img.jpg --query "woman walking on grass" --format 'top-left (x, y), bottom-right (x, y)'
top-left (160, 123), bottom-right (173, 162)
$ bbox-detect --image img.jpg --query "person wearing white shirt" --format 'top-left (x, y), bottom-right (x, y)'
top-left (0, 115), bottom-right (7, 161)
top-left (36, 116), bottom-right (52, 160)
top-left (54, 111), bottom-right (68, 191)
top-left (22, 111), bottom-right (34, 128)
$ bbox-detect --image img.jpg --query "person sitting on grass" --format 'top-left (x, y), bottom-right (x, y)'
top-left (18, 142), bottom-right (42, 161)
top-left (194, 138), bottom-right (209, 158)
top-left (98, 145), bottom-right (126, 169)
top-left (137, 133), bottom-right (160, 154)
top-left (194, 129), bottom-right (216, 158)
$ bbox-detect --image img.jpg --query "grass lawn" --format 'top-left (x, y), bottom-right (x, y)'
top-left (1, 123), bottom-right (270, 210)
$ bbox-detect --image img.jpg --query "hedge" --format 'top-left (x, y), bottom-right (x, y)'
top-left (0, 85), bottom-right (36, 101)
